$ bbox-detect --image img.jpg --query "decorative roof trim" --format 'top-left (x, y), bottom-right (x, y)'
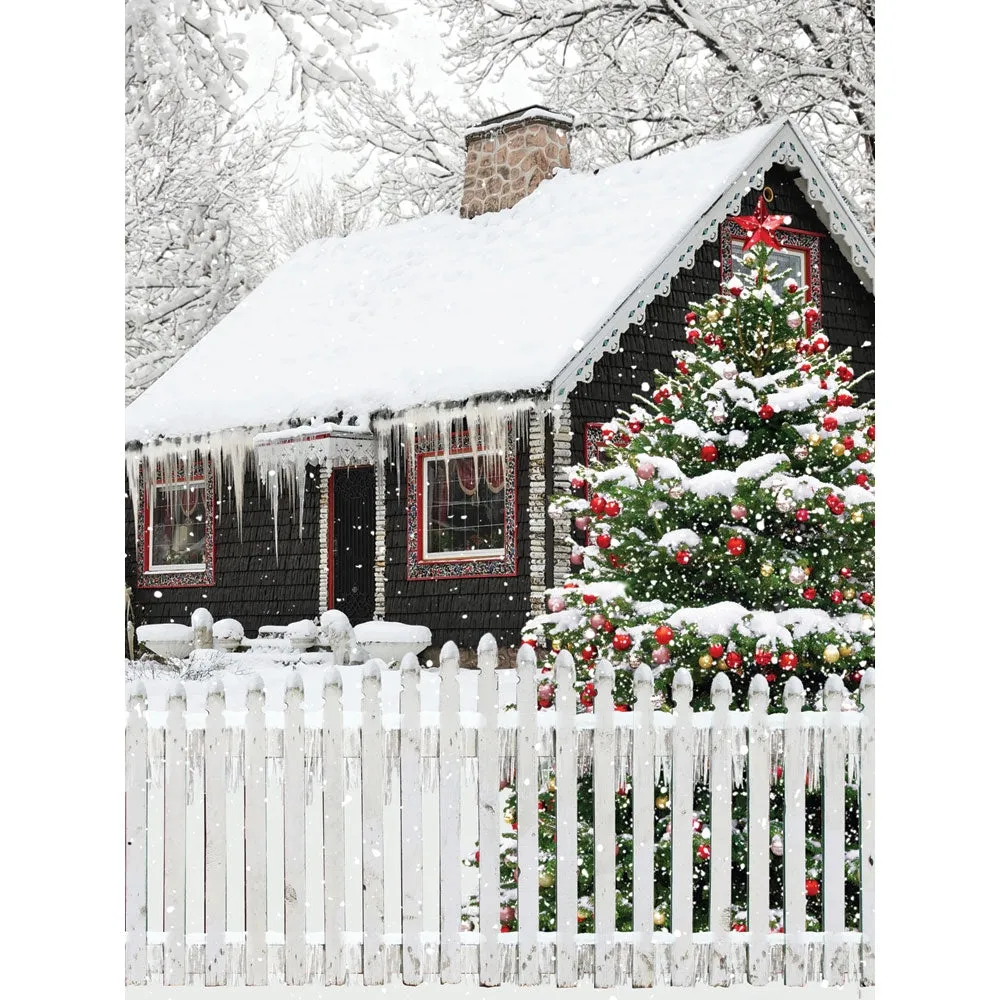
top-left (464, 106), bottom-right (575, 141)
top-left (253, 424), bottom-right (375, 470)
top-left (548, 120), bottom-right (874, 405)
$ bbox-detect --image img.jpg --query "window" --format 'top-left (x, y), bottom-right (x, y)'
top-left (406, 427), bottom-right (517, 580)
top-left (719, 217), bottom-right (822, 328)
top-left (136, 460), bottom-right (216, 588)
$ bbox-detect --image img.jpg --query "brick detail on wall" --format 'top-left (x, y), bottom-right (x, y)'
top-left (318, 469), bottom-right (330, 615)
top-left (527, 407), bottom-right (547, 616)
top-left (374, 457), bottom-right (387, 618)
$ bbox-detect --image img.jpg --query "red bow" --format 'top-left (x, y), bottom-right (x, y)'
top-left (731, 195), bottom-right (791, 251)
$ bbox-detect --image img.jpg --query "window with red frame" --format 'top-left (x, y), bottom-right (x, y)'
top-left (719, 218), bottom-right (822, 326)
top-left (137, 461), bottom-right (216, 588)
top-left (406, 427), bottom-right (517, 580)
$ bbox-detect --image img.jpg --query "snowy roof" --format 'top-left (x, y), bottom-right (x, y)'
top-left (125, 119), bottom-right (873, 447)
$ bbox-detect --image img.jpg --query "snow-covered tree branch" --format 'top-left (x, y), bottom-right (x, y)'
top-left (271, 177), bottom-right (373, 258)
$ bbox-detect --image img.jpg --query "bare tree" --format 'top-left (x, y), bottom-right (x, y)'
top-left (271, 177), bottom-right (372, 259)
top-left (125, 85), bottom-right (301, 402)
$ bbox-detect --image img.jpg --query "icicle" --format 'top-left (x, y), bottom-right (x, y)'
top-left (732, 725), bottom-right (748, 788)
top-left (577, 728), bottom-right (594, 776)
top-left (148, 727), bottom-right (165, 789)
top-left (804, 718), bottom-right (824, 790)
top-left (421, 755), bottom-right (438, 793)
top-left (266, 753), bottom-right (284, 788)
top-left (304, 728), bottom-right (323, 806)
top-left (614, 726), bottom-right (632, 792)
top-left (537, 756), bottom-right (555, 789)
top-left (186, 728), bottom-right (204, 805)
top-left (693, 725), bottom-right (712, 785)
top-left (462, 756), bottom-right (478, 788)
top-left (770, 726), bottom-right (784, 786)
top-left (498, 724), bottom-right (518, 786)
top-left (845, 722), bottom-right (862, 785)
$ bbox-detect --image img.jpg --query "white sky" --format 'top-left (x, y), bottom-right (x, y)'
top-left (237, 5), bottom-right (541, 187)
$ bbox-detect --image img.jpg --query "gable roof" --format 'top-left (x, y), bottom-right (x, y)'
top-left (125, 118), bottom-right (873, 447)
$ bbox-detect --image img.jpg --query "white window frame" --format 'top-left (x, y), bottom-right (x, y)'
top-left (146, 477), bottom-right (209, 574)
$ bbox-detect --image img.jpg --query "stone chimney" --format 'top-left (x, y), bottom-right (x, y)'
top-left (460, 106), bottom-right (574, 219)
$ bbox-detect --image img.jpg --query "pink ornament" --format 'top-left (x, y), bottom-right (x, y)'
top-left (651, 646), bottom-right (671, 665)
top-left (589, 614), bottom-right (606, 631)
top-left (570, 550), bottom-right (584, 567)
top-left (547, 596), bottom-right (566, 614)
top-left (730, 504), bottom-right (748, 520)
top-left (574, 515), bottom-right (591, 531)
top-left (636, 461), bottom-right (656, 481)
top-left (787, 311), bottom-right (802, 329)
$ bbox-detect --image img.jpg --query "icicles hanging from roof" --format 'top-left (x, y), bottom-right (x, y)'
top-left (372, 395), bottom-right (541, 491)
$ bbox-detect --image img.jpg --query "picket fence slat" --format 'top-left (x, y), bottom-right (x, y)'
top-left (437, 643), bottom-right (462, 984)
top-left (125, 682), bottom-right (148, 985)
top-left (747, 674), bottom-right (771, 985)
top-left (163, 681), bottom-right (187, 986)
top-left (631, 664), bottom-right (655, 988)
top-left (515, 644), bottom-right (540, 985)
top-left (670, 668), bottom-right (695, 986)
top-left (126, 641), bottom-right (875, 989)
top-left (709, 672), bottom-right (733, 986)
top-left (244, 675), bottom-right (268, 985)
top-left (204, 680), bottom-right (227, 985)
top-left (554, 650), bottom-right (578, 986)
top-left (783, 677), bottom-right (807, 986)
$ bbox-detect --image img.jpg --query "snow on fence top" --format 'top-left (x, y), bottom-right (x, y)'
top-left (125, 123), bottom-right (785, 444)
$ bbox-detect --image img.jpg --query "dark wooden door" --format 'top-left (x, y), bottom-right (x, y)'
top-left (330, 466), bottom-right (376, 626)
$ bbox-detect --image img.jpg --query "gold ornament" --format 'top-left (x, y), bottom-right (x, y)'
top-left (653, 910), bottom-right (667, 927)
top-left (843, 588), bottom-right (856, 600)
top-left (655, 795), bottom-right (670, 810)
top-left (831, 442), bottom-right (846, 457)
top-left (823, 644), bottom-right (841, 664)
top-left (839, 645), bottom-right (853, 658)
top-left (698, 653), bottom-right (714, 670)
top-left (539, 871), bottom-right (555, 889)
top-left (707, 310), bottom-right (720, 323)
top-left (504, 810), bottom-right (515, 825)
top-left (850, 510), bottom-right (864, 524)
top-left (804, 566), bottom-right (813, 577)
top-left (861, 613), bottom-right (874, 625)
top-left (808, 432), bottom-right (822, 446)
top-left (551, 639), bottom-right (562, 651)
top-left (785, 338), bottom-right (798, 351)
top-left (548, 777), bottom-right (557, 793)
top-left (760, 563), bottom-right (774, 577)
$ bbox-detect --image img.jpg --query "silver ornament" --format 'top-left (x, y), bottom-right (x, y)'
top-left (723, 365), bottom-right (738, 380)
top-left (770, 834), bottom-right (784, 857)
top-left (668, 484), bottom-right (684, 499)
top-left (712, 411), bottom-right (726, 425)
top-left (793, 445), bottom-right (809, 460)
top-left (788, 566), bottom-right (807, 585)
top-left (775, 495), bottom-right (794, 513)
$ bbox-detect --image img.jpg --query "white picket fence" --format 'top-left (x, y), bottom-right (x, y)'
top-left (124, 636), bottom-right (875, 988)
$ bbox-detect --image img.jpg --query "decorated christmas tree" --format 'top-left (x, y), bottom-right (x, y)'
top-left (466, 197), bottom-right (875, 938)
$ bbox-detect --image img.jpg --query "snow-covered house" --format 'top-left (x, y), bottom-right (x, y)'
top-left (125, 109), bottom-right (874, 664)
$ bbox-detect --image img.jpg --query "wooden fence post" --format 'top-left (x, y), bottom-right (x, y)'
top-left (747, 673), bottom-right (771, 985)
top-left (400, 653), bottom-right (424, 984)
top-left (593, 659), bottom-right (616, 988)
top-left (631, 663), bottom-right (654, 988)
top-left (204, 678), bottom-right (227, 985)
top-left (554, 649), bottom-right (578, 986)
top-left (284, 671), bottom-right (307, 985)
top-left (709, 671), bottom-right (733, 986)
top-left (859, 669), bottom-right (875, 986)
top-left (477, 634), bottom-right (501, 987)
top-left (438, 642), bottom-right (462, 984)
top-left (670, 667), bottom-right (695, 986)
top-left (782, 675), bottom-right (807, 986)
top-left (163, 680), bottom-right (187, 986)
top-left (244, 674), bottom-right (267, 985)
top-left (515, 642), bottom-right (540, 985)
top-left (362, 661), bottom-right (386, 984)
top-left (125, 680), bottom-right (148, 985)
top-left (322, 667), bottom-right (346, 985)
top-left (823, 674), bottom-right (847, 985)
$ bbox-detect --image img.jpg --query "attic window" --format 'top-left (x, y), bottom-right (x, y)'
top-left (136, 459), bottom-right (216, 589)
top-left (406, 426), bottom-right (517, 580)
top-left (719, 218), bottom-right (822, 328)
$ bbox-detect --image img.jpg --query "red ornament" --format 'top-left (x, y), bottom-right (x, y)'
top-left (805, 879), bottom-right (821, 898)
top-left (812, 335), bottom-right (829, 352)
top-left (580, 682), bottom-right (596, 707)
top-left (656, 415), bottom-right (672, 425)
top-left (786, 281), bottom-right (798, 294)
top-left (700, 443), bottom-right (718, 463)
top-left (799, 363), bottom-right (811, 372)
top-left (803, 587), bottom-right (817, 601)
top-left (866, 425), bottom-right (876, 441)
top-left (601, 426), bottom-right (615, 440)
top-left (564, 581), bottom-right (578, 589)
top-left (582, 593), bottom-right (598, 605)
top-left (596, 533), bottom-right (612, 549)
top-left (830, 590), bottom-right (844, 604)
top-left (677, 360), bottom-right (689, 375)
top-left (617, 433), bottom-right (631, 446)
top-left (686, 329), bottom-right (701, 344)
top-left (859, 591), bottom-right (874, 606)
top-left (590, 494), bottom-right (606, 514)
top-left (733, 922), bottom-right (749, 933)
top-left (805, 307), bottom-right (820, 323)
top-left (521, 638), bottom-right (537, 648)
top-left (685, 311), bottom-right (697, 324)
top-left (604, 500), bottom-right (621, 517)
top-left (840, 566), bottom-right (852, 578)
top-left (856, 449), bottom-right (871, 463)
top-left (613, 632), bottom-right (632, 652)
top-left (654, 625), bottom-right (674, 645)
top-left (589, 614), bottom-right (606, 631)
top-left (730, 195), bottom-right (790, 251)
top-left (725, 651), bottom-right (743, 670)
top-left (709, 642), bottom-right (725, 659)
top-left (675, 549), bottom-right (692, 566)
top-left (581, 644), bottom-right (597, 661)
top-left (837, 392), bottom-right (853, 407)
top-left (755, 648), bottom-right (773, 667)
top-left (765, 672), bottom-right (777, 684)
top-left (628, 419), bottom-right (643, 434)
top-left (759, 403), bottom-right (775, 420)
top-left (842, 435), bottom-right (855, 450)
top-left (652, 387), bottom-right (669, 404)
top-left (603, 619), bottom-right (614, 632)
top-left (822, 416), bottom-right (839, 432)
top-left (499, 905), bottom-right (516, 925)
top-left (795, 508), bottom-right (809, 523)
top-left (726, 537), bottom-right (746, 557)
top-left (697, 844), bottom-right (712, 860)
top-left (779, 651), bottom-right (798, 670)
top-left (825, 494), bottom-right (845, 515)
top-left (837, 365), bottom-right (853, 381)
top-left (571, 477), bottom-right (586, 491)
